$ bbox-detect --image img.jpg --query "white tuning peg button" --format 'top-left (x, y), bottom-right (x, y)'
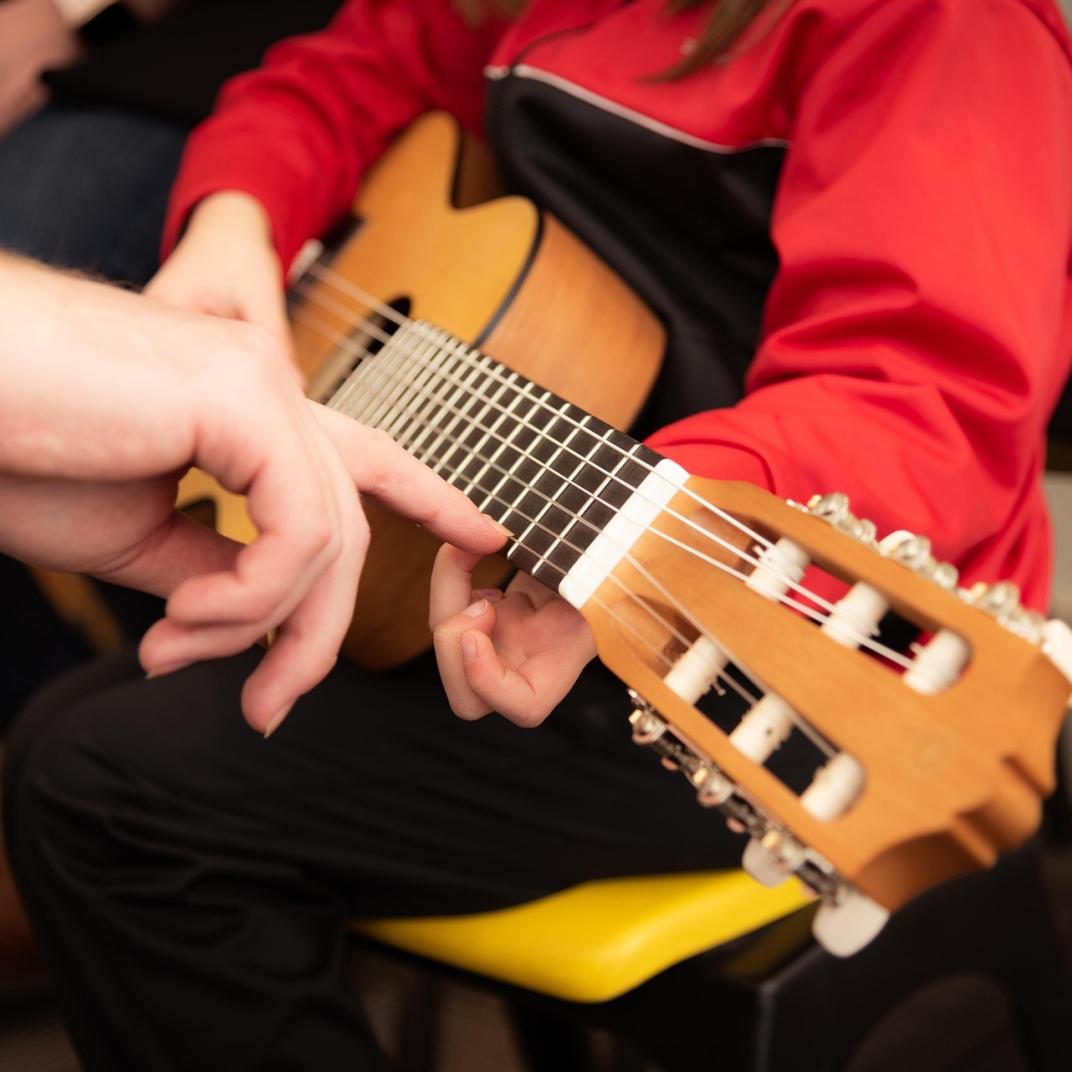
top-left (742, 839), bottom-right (787, 887)
top-left (812, 890), bottom-right (890, 957)
top-left (742, 830), bottom-right (805, 888)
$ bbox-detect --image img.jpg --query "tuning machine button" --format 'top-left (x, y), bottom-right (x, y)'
top-left (812, 889), bottom-right (890, 957)
top-left (807, 493), bottom-right (879, 547)
top-left (689, 764), bottom-right (733, 808)
top-left (628, 694), bottom-right (667, 746)
top-left (742, 830), bottom-right (805, 887)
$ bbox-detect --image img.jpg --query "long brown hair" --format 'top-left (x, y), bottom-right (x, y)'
top-left (454, 0), bottom-right (780, 77)
top-left (661, 0), bottom-right (781, 76)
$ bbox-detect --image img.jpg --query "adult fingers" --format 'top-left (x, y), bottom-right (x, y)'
top-left (312, 406), bottom-right (508, 555)
top-left (142, 479), bottom-right (364, 727)
top-left (97, 509), bottom-right (243, 601)
top-left (154, 402), bottom-right (367, 727)
top-left (237, 429), bottom-right (366, 732)
top-left (167, 384), bottom-right (347, 629)
top-left (238, 545), bottom-right (361, 734)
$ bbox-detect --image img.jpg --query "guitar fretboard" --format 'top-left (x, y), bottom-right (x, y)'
top-left (327, 320), bottom-right (665, 590)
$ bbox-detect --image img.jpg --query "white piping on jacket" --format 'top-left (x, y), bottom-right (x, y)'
top-left (484, 63), bottom-right (789, 155)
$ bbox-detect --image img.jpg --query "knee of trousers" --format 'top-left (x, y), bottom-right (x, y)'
top-left (3, 681), bottom-right (167, 889)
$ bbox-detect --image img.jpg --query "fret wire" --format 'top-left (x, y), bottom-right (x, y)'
top-left (396, 335), bottom-right (496, 465)
top-left (406, 348), bottom-right (508, 480)
top-left (327, 315), bottom-right (656, 524)
top-left (459, 383), bottom-right (558, 500)
top-left (474, 385), bottom-right (579, 516)
top-left (415, 358), bottom-right (542, 497)
top-left (453, 371), bottom-right (539, 499)
top-left (508, 407), bottom-right (591, 557)
top-left (350, 323), bottom-right (442, 429)
top-left (302, 306), bottom-right (643, 570)
top-left (320, 296), bottom-right (421, 423)
top-left (365, 324), bottom-right (451, 434)
top-left (427, 350), bottom-right (521, 484)
top-left (302, 304), bottom-right (639, 526)
top-left (555, 436), bottom-right (640, 553)
top-left (298, 305), bottom-right (643, 560)
top-left (387, 330), bottom-right (484, 460)
top-left (469, 379), bottom-right (545, 512)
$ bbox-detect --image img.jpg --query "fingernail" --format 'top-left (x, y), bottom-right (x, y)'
top-left (263, 703), bottom-right (293, 739)
top-left (483, 515), bottom-right (512, 539)
top-left (461, 632), bottom-right (478, 661)
top-left (472, 588), bottom-right (502, 603)
top-left (145, 660), bottom-right (188, 681)
top-left (464, 598), bottom-right (488, 618)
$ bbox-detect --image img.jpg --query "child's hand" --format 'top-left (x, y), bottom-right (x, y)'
top-left (430, 545), bottom-right (597, 728)
top-left (146, 191), bottom-right (292, 355)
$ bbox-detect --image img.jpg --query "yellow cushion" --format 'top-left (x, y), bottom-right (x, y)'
top-left (354, 870), bottom-right (812, 1003)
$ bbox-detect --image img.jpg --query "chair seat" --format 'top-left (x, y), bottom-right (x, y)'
top-left (354, 870), bottom-right (812, 1004)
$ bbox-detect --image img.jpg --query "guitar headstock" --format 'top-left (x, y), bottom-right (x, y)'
top-left (576, 474), bottom-right (1072, 955)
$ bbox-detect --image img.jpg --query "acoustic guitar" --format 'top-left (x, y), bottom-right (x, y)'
top-left (178, 112), bottom-right (1072, 957)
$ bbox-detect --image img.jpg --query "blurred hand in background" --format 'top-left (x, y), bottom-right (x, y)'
top-left (0, 0), bottom-right (82, 136)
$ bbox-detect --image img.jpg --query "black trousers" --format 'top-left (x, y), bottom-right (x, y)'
top-left (4, 648), bottom-right (743, 1070)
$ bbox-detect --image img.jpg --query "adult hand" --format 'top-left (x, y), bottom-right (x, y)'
top-left (146, 191), bottom-right (293, 353)
top-left (0, 0), bottom-right (82, 136)
top-left (0, 258), bottom-right (506, 734)
top-left (430, 546), bottom-right (597, 728)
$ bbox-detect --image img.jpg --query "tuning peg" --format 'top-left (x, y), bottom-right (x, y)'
top-left (628, 700), bottom-right (667, 745)
top-left (962, 581), bottom-right (1048, 644)
top-left (742, 840), bottom-right (786, 887)
top-left (688, 764), bottom-right (733, 808)
top-left (881, 530), bottom-right (931, 568)
top-left (807, 491), bottom-right (849, 521)
top-left (812, 890), bottom-right (890, 957)
top-left (970, 580), bottom-right (1021, 618)
top-left (807, 493), bottom-right (879, 546)
top-left (742, 829), bottom-right (805, 887)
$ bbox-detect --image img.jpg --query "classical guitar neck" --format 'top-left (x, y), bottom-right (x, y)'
top-left (326, 317), bottom-right (687, 608)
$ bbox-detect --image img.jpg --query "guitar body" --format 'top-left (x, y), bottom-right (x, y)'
top-left (179, 112), bottom-right (665, 670)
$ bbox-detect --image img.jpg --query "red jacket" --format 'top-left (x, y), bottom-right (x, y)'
top-left (165, 0), bottom-right (1072, 610)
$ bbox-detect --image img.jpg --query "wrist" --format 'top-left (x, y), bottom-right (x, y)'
top-left (187, 191), bottom-right (277, 250)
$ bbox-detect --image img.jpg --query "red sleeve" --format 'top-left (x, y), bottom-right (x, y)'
top-left (647, 0), bottom-right (1072, 610)
top-left (162, 0), bottom-right (506, 273)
